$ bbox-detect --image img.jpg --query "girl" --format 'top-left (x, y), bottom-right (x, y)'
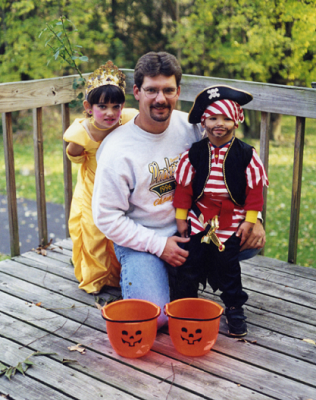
top-left (63, 61), bottom-right (138, 294)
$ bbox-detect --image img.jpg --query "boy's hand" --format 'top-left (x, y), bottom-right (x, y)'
top-left (236, 221), bottom-right (255, 246)
top-left (176, 219), bottom-right (189, 238)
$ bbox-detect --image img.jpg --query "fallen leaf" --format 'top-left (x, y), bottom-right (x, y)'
top-left (31, 352), bottom-right (57, 356)
top-left (0, 362), bottom-right (7, 372)
top-left (16, 362), bottom-right (26, 375)
top-left (36, 302), bottom-right (42, 307)
top-left (95, 302), bottom-right (103, 310)
top-left (50, 245), bottom-right (63, 251)
top-left (62, 358), bottom-right (78, 364)
top-left (5, 367), bottom-right (16, 380)
top-left (41, 239), bottom-right (53, 249)
top-left (303, 338), bottom-right (316, 345)
top-left (237, 338), bottom-right (257, 344)
top-left (33, 239), bottom-right (53, 255)
top-left (23, 360), bottom-right (34, 366)
top-left (68, 344), bottom-right (86, 354)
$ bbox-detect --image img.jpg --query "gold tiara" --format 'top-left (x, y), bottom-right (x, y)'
top-left (85, 61), bottom-right (126, 95)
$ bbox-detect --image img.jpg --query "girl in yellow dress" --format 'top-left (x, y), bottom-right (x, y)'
top-left (63, 61), bottom-right (138, 294)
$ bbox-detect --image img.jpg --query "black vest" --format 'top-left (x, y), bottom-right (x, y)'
top-left (188, 137), bottom-right (253, 206)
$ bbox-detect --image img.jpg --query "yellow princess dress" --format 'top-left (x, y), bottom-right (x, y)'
top-left (64, 108), bottom-right (138, 293)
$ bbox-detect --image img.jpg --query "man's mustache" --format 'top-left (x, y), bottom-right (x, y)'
top-left (151, 104), bottom-right (171, 109)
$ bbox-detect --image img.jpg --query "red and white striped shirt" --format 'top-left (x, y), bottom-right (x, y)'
top-left (174, 141), bottom-right (268, 243)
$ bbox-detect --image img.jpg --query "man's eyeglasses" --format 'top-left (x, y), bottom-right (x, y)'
top-left (141, 87), bottom-right (178, 99)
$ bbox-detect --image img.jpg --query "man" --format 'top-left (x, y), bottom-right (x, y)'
top-left (92, 52), bottom-right (265, 328)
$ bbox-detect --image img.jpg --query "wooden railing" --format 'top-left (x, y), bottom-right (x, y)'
top-left (1, 72), bottom-right (316, 263)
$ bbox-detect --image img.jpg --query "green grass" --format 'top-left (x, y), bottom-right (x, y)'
top-left (0, 253), bottom-right (10, 261)
top-left (0, 105), bottom-right (315, 268)
top-left (239, 117), bottom-right (316, 268)
top-left (0, 106), bottom-right (80, 203)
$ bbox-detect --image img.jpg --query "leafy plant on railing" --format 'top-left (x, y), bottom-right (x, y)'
top-left (39, 16), bottom-right (88, 108)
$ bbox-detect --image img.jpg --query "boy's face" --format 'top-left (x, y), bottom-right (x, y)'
top-left (201, 114), bottom-right (236, 146)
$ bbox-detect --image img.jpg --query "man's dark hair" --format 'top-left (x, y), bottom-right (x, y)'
top-left (134, 52), bottom-right (182, 89)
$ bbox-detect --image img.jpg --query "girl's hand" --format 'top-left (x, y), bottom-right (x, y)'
top-left (176, 219), bottom-right (189, 238)
top-left (67, 142), bottom-right (85, 156)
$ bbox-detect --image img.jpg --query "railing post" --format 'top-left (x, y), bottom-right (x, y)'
top-left (259, 112), bottom-right (271, 255)
top-left (62, 103), bottom-right (72, 238)
top-left (2, 112), bottom-right (20, 256)
top-left (288, 116), bottom-right (305, 264)
top-left (33, 107), bottom-right (48, 247)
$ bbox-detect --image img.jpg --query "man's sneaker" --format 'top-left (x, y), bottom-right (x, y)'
top-left (225, 307), bottom-right (248, 337)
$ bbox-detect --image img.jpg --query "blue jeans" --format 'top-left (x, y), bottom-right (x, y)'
top-left (114, 243), bottom-right (259, 329)
top-left (114, 244), bottom-right (170, 329)
top-left (238, 247), bottom-right (261, 261)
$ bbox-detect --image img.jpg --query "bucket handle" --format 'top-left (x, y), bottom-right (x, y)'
top-left (163, 302), bottom-right (223, 320)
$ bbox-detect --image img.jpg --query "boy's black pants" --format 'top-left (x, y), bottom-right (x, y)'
top-left (167, 232), bottom-right (248, 308)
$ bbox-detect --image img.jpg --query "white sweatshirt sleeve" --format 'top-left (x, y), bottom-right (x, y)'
top-left (92, 140), bottom-right (167, 257)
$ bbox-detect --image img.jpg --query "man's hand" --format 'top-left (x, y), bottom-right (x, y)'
top-left (236, 221), bottom-right (254, 247)
top-left (238, 219), bottom-right (266, 251)
top-left (160, 236), bottom-right (190, 267)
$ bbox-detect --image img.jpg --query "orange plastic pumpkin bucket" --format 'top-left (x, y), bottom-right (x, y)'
top-left (101, 299), bottom-right (160, 358)
top-left (165, 298), bottom-right (223, 356)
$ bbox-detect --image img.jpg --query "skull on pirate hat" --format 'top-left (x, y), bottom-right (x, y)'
top-left (188, 85), bottom-right (253, 124)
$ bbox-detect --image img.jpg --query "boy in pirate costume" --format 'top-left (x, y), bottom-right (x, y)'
top-left (169, 85), bottom-right (268, 337)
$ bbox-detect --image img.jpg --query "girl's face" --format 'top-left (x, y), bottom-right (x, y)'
top-left (91, 102), bottom-right (123, 129)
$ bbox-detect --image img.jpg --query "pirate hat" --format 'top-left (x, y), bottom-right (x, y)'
top-left (188, 85), bottom-right (253, 124)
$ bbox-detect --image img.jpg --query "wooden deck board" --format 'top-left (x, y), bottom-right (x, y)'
top-left (0, 239), bottom-right (315, 400)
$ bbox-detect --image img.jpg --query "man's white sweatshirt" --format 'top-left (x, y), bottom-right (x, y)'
top-left (92, 110), bottom-right (202, 257)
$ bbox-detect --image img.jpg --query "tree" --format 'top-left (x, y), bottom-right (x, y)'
top-left (172, 0), bottom-right (316, 138)
top-left (0, 0), bottom-right (183, 82)
top-left (173, 0), bottom-right (316, 86)
top-left (0, 0), bottom-right (116, 82)
top-left (106, 0), bottom-right (179, 68)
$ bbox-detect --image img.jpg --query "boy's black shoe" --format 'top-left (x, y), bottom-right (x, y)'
top-left (225, 307), bottom-right (247, 337)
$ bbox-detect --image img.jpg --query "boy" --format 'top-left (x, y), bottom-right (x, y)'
top-left (169, 85), bottom-right (268, 337)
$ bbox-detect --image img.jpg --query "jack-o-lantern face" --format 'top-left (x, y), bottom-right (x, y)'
top-left (181, 327), bottom-right (202, 345)
top-left (121, 329), bottom-right (142, 347)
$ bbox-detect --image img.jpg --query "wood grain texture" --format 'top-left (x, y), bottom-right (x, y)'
top-left (1, 71), bottom-right (316, 118)
top-left (2, 112), bottom-right (20, 256)
top-left (0, 242), bottom-right (315, 400)
top-left (33, 107), bottom-right (48, 246)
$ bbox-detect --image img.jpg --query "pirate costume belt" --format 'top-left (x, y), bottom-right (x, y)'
top-left (199, 214), bottom-right (225, 252)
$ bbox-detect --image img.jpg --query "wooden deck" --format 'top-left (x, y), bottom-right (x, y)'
top-left (0, 238), bottom-right (315, 400)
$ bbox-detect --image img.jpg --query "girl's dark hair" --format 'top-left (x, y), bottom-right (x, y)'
top-left (87, 85), bottom-right (125, 106)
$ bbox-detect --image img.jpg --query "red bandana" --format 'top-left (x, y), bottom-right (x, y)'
top-left (201, 99), bottom-right (244, 127)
